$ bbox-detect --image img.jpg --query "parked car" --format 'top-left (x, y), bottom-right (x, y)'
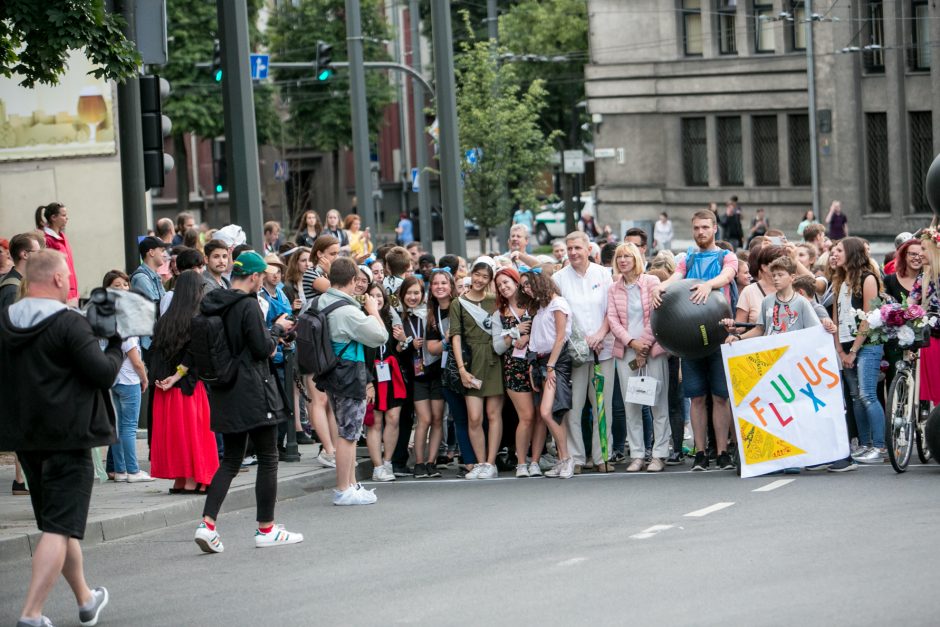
top-left (533, 195), bottom-right (595, 245)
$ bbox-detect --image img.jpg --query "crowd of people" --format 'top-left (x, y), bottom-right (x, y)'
top-left (2, 197), bottom-right (939, 623)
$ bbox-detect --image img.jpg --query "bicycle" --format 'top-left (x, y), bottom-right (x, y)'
top-left (885, 331), bottom-right (934, 473)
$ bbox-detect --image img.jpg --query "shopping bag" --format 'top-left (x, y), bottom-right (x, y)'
top-left (625, 369), bottom-right (659, 406)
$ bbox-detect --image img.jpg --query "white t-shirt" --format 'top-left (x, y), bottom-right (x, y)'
top-left (626, 282), bottom-right (644, 338)
top-left (529, 296), bottom-right (572, 354)
top-left (115, 337), bottom-right (141, 386)
top-left (552, 262), bottom-right (614, 360)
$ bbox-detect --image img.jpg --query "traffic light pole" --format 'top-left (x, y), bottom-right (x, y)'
top-left (409, 0), bottom-right (432, 249)
top-left (116, 0), bottom-right (149, 273)
top-left (217, 0), bottom-right (264, 247)
top-left (430, 0), bottom-right (467, 258)
top-left (345, 0), bottom-right (375, 232)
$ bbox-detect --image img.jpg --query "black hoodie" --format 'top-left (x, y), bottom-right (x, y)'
top-left (0, 300), bottom-right (122, 451)
top-left (199, 288), bottom-right (286, 433)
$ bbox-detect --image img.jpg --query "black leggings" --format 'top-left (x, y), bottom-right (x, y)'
top-left (203, 424), bottom-right (278, 523)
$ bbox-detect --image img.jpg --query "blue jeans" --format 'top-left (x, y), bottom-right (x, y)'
top-left (842, 344), bottom-right (886, 448)
top-left (443, 388), bottom-right (475, 465)
top-left (110, 383), bottom-right (142, 474)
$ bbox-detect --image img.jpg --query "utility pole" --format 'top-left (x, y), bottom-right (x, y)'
top-left (217, 0), bottom-right (264, 247)
top-left (430, 0), bottom-right (467, 257)
top-left (116, 0), bottom-right (148, 272)
top-left (488, 0), bottom-right (510, 252)
top-left (410, 0), bottom-right (432, 248)
top-left (345, 0), bottom-right (375, 232)
top-left (805, 1), bottom-right (820, 217)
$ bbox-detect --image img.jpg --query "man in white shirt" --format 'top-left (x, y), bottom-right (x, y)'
top-left (552, 231), bottom-right (615, 472)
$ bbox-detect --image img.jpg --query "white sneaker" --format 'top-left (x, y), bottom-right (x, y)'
top-left (372, 465), bottom-right (396, 482)
top-left (515, 464), bottom-right (529, 478)
top-left (464, 464), bottom-right (485, 480)
top-left (194, 522), bottom-right (224, 554)
top-left (558, 458), bottom-right (575, 479)
top-left (333, 486), bottom-right (377, 505)
top-left (478, 463), bottom-right (498, 479)
top-left (850, 444), bottom-right (869, 458)
top-left (855, 447), bottom-right (885, 464)
top-left (255, 525), bottom-right (304, 548)
top-left (316, 451), bottom-right (336, 468)
top-left (126, 471), bottom-right (154, 483)
top-left (544, 461), bottom-right (563, 478)
top-left (112, 473), bottom-right (128, 482)
top-left (528, 461), bottom-right (542, 477)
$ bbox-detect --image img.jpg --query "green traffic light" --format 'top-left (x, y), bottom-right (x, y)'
top-left (317, 69), bottom-right (332, 81)
top-left (214, 69), bottom-right (223, 82)
top-left (215, 184), bottom-right (223, 193)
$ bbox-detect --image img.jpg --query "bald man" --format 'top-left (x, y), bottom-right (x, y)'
top-left (0, 249), bottom-right (122, 627)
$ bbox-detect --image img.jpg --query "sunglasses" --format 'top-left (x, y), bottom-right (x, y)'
top-left (518, 264), bottom-right (542, 275)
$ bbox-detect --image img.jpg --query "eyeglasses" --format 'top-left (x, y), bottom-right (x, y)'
top-left (907, 252), bottom-right (923, 259)
top-left (518, 265), bottom-right (542, 275)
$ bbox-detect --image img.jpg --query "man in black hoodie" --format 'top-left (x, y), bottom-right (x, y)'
top-left (192, 251), bottom-right (304, 553)
top-left (0, 249), bottom-right (120, 627)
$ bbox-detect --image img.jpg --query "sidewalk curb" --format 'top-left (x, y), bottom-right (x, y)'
top-left (0, 460), bottom-right (371, 565)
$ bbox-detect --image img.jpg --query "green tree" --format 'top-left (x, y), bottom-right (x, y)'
top-left (0, 0), bottom-right (139, 87)
top-left (456, 30), bottom-right (558, 248)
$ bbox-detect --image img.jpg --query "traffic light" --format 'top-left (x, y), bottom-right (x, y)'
top-left (139, 75), bottom-right (173, 190)
top-left (212, 138), bottom-right (226, 194)
top-left (212, 40), bottom-right (222, 82)
top-left (315, 41), bottom-right (333, 81)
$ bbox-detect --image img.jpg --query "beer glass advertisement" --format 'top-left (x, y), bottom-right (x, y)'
top-left (0, 49), bottom-right (117, 161)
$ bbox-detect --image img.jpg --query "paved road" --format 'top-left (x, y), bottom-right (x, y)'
top-left (2, 463), bottom-right (937, 626)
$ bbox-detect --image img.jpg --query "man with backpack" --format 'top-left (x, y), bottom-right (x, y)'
top-left (299, 257), bottom-right (388, 506)
top-left (652, 211), bottom-right (738, 472)
top-left (191, 251), bottom-right (303, 552)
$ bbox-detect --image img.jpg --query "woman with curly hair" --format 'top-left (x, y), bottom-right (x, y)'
top-left (282, 246), bottom-right (312, 313)
top-left (831, 236), bottom-right (885, 466)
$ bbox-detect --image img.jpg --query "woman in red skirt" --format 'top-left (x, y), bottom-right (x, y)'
top-left (150, 270), bottom-right (219, 493)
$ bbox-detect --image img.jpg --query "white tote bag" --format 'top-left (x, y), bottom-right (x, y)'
top-left (625, 367), bottom-right (660, 406)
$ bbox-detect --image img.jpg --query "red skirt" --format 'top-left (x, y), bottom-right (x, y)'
top-left (921, 337), bottom-right (940, 403)
top-left (150, 382), bottom-right (220, 485)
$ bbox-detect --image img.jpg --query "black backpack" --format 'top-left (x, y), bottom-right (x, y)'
top-left (190, 312), bottom-right (241, 385)
top-left (296, 296), bottom-right (355, 377)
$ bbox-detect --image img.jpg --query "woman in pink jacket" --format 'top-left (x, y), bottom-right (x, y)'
top-left (607, 243), bottom-right (671, 472)
top-left (40, 202), bottom-right (79, 305)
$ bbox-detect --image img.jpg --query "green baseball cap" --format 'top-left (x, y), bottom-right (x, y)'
top-left (231, 250), bottom-right (268, 276)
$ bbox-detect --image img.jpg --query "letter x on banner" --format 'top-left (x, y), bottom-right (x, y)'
top-left (721, 326), bottom-right (849, 478)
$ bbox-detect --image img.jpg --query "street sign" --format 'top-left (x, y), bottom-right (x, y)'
top-left (594, 147), bottom-right (616, 159)
top-left (273, 160), bottom-right (288, 182)
top-left (411, 167), bottom-right (420, 192)
top-left (563, 150), bottom-right (585, 174)
top-left (465, 148), bottom-right (481, 166)
top-left (250, 54), bottom-right (269, 80)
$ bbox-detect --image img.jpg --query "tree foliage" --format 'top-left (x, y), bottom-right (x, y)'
top-left (267, 0), bottom-right (393, 151)
top-left (456, 25), bottom-right (558, 239)
top-left (0, 0), bottom-right (140, 87)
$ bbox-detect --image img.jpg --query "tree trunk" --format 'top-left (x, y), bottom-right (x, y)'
top-left (174, 133), bottom-right (190, 212)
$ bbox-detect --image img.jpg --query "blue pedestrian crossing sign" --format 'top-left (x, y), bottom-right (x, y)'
top-left (274, 160), bottom-right (288, 182)
top-left (250, 54), bottom-right (269, 80)
top-left (411, 168), bottom-right (420, 192)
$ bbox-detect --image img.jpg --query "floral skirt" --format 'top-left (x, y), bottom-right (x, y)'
top-left (503, 355), bottom-right (532, 393)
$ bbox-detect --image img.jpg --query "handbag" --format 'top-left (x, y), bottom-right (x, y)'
top-left (625, 366), bottom-right (660, 406)
top-left (442, 306), bottom-right (472, 393)
top-left (567, 318), bottom-right (591, 366)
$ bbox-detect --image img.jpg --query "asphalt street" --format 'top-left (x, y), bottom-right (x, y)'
top-left (2, 462), bottom-right (938, 627)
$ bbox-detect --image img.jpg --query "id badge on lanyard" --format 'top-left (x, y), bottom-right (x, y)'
top-left (412, 317), bottom-right (425, 377)
top-left (375, 345), bottom-right (391, 382)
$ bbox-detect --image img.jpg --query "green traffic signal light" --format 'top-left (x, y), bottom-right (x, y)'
top-left (215, 183), bottom-right (223, 193)
top-left (214, 69), bottom-right (223, 82)
top-left (317, 68), bottom-right (332, 81)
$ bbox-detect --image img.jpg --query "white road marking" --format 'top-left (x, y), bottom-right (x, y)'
top-left (556, 557), bottom-right (587, 567)
top-left (684, 502), bottom-right (735, 517)
top-left (630, 524), bottom-right (675, 540)
top-left (752, 479), bottom-right (795, 492)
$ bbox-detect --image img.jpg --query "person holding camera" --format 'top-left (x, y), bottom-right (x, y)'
top-left (191, 251), bottom-right (304, 552)
top-left (1, 249), bottom-right (120, 627)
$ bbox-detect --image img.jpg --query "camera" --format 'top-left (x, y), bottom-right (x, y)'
top-left (271, 323), bottom-right (296, 344)
top-left (85, 288), bottom-right (118, 339)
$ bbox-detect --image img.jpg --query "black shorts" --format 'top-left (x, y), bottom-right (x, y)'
top-left (18, 449), bottom-right (94, 540)
top-left (413, 376), bottom-right (443, 402)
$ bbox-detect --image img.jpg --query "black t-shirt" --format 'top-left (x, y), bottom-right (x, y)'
top-left (883, 274), bottom-right (909, 304)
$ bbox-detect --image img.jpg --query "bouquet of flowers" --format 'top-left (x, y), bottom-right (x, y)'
top-left (856, 297), bottom-right (932, 347)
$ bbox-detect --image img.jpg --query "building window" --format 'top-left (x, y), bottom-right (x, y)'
top-left (790, 1), bottom-right (806, 51)
top-left (864, 1), bottom-right (885, 72)
top-left (910, 112), bottom-right (933, 213)
top-left (911, 0), bottom-right (931, 71)
top-left (753, 115), bottom-right (780, 186)
top-left (865, 112), bottom-right (890, 213)
top-left (717, 1), bottom-right (737, 55)
top-left (754, 2), bottom-right (776, 53)
top-left (682, 117), bottom-right (709, 186)
top-left (682, 0), bottom-right (704, 56)
top-left (788, 114), bottom-right (811, 186)
top-left (718, 116), bottom-right (743, 185)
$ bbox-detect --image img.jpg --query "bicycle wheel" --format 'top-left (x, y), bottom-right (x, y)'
top-left (917, 401), bottom-right (934, 464)
top-left (886, 370), bottom-right (915, 473)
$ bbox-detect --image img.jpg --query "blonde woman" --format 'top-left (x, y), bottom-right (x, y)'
top-left (606, 243), bottom-right (670, 472)
top-left (345, 214), bottom-right (373, 261)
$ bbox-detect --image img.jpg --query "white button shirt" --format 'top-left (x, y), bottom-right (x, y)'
top-left (552, 262), bottom-right (614, 360)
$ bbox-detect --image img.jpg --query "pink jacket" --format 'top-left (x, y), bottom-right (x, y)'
top-left (606, 274), bottom-right (665, 360)
top-left (44, 228), bottom-right (78, 301)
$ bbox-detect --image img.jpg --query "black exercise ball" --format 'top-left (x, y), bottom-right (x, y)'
top-left (925, 405), bottom-right (940, 463)
top-left (651, 278), bottom-right (731, 360)
top-left (927, 152), bottom-right (940, 216)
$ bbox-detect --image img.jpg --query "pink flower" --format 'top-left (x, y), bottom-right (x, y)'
top-left (904, 304), bottom-right (926, 320)
top-left (884, 307), bottom-right (907, 327)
